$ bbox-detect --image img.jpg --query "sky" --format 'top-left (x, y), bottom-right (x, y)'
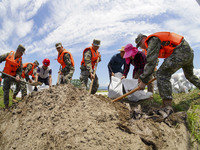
top-left (0, 0), bottom-right (200, 88)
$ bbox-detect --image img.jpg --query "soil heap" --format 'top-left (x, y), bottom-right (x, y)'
top-left (0, 84), bottom-right (195, 150)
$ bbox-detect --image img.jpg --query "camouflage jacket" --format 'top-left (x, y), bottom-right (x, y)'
top-left (61, 53), bottom-right (75, 75)
top-left (140, 37), bottom-right (161, 83)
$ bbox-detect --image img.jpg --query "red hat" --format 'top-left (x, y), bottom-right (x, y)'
top-left (42, 58), bottom-right (50, 67)
top-left (123, 44), bottom-right (138, 64)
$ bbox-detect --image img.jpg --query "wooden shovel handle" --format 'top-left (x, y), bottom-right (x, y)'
top-left (88, 57), bottom-right (100, 94)
top-left (112, 78), bottom-right (156, 103)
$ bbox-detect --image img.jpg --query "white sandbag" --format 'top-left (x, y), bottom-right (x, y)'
top-left (27, 84), bottom-right (33, 94)
top-left (108, 76), bottom-right (123, 99)
top-left (37, 85), bottom-right (49, 91)
top-left (122, 79), bottom-right (152, 102)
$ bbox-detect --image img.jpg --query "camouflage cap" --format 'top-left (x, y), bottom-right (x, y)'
top-left (93, 39), bottom-right (101, 46)
top-left (17, 44), bottom-right (26, 53)
top-left (135, 33), bottom-right (147, 48)
top-left (55, 43), bottom-right (62, 48)
top-left (33, 60), bottom-right (39, 67)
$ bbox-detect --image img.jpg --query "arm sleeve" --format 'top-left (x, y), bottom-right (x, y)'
top-left (0, 53), bottom-right (9, 63)
top-left (83, 50), bottom-right (93, 73)
top-left (24, 64), bottom-right (33, 81)
top-left (49, 69), bottom-right (52, 75)
top-left (123, 62), bottom-right (131, 77)
top-left (139, 37), bottom-right (161, 83)
top-left (108, 55), bottom-right (115, 74)
top-left (16, 61), bottom-right (23, 77)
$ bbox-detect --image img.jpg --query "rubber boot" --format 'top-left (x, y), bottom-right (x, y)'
top-left (158, 99), bottom-right (173, 119)
top-left (12, 94), bottom-right (18, 103)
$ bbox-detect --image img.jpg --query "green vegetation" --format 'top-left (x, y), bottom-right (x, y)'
top-left (153, 88), bottom-right (200, 144)
top-left (0, 87), bottom-right (15, 108)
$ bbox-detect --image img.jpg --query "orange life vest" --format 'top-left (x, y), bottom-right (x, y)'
top-left (21, 63), bottom-right (34, 78)
top-left (57, 49), bottom-right (75, 69)
top-left (3, 51), bottom-right (22, 76)
top-left (142, 49), bottom-right (147, 55)
top-left (145, 32), bottom-right (184, 58)
top-left (0, 77), bottom-right (2, 82)
top-left (81, 46), bottom-right (99, 69)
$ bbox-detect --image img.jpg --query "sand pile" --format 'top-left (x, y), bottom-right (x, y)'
top-left (0, 84), bottom-right (194, 150)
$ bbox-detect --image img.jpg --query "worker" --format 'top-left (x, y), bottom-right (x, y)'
top-left (0, 44), bottom-right (25, 109)
top-left (107, 46), bottom-right (126, 80)
top-left (55, 43), bottom-right (75, 84)
top-left (135, 32), bottom-right (200, 116)
top-left (80, 39), bottom-right (101, 94)
top-left (121, 44), bottom-right (153, 93)
top-left (12, 60), bottom-right (39, 102)
top-left (35, 58), bottom-right (52, 90)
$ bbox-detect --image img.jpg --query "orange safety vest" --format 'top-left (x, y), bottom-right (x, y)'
top-left (57, 49), bottom-right (75, 69)
top-left (145, 32), bottom-right (184, 58)
top-left (142, 49), bottom-right (147, 55)
top-left (3, 51), bottom-right (22, 76)
top-left (21, 63), bottom-right (34, 78)
top-left (81, 46), bottom-right (99, 69)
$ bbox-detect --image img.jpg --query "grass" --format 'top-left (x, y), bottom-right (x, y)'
top-left (0, 86), bottom-right (16, 108)
top-left (153, 88), bottom-right (200, 144)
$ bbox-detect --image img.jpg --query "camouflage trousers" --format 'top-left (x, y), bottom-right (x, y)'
top-left (156, 39), bottom-right (200, 100)
top-left (13, 78), bottom-right (27, 98)
top-left (80, 69), bottom-right (99, 94)
top-left (3, 77), bottom-right (27, 105)
top-left (60, 70), bottom-right (74, 84)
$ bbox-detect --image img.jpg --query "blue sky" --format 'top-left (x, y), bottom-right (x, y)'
top-left (0, 0), bottom-right (200, 88)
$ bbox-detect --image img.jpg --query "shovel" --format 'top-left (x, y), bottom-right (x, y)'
top-left (112, 78), bottom-right (156, 103)
top-left (56, 65), bottom-right (62, 85)
top-left (0, 71), bottom-right (42, 86)
top-left (88, 57), bottom-right (100, 94)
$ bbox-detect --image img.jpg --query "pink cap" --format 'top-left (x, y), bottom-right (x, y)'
top-left (123, 44), bottom-right (138, 64)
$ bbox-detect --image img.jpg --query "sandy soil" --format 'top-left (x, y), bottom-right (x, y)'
top-left (0, 84), bottom-right (198, 150)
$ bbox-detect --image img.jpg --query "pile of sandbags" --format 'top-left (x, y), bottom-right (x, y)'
top-left (108, 73), bottom-right (152, 102)
top-left (154, 69), bottom-right (200, 93)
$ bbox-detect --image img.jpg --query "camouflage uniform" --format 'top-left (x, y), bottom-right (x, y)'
top-left (140, 37), bottom-right (200, 100)
top-left (60, 53), bottom-right (75, 84)
top-left (0, 53), bottom-right (23, 106)
top-left (13, 64), bottom-right (35, 98)
top-left (80, 49), bottom-right (99, 94)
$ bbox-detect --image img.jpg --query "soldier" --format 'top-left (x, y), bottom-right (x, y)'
top-left (12, 60), bottom-right (39, 102)
top-left (55, 43), bottom-right (75, 84)
top-left (0, 44), bottom-right (25, 109)
top-left (80, 39), bottom-right (101, 94)
top-left (135, 32), bottom-right (200, 116)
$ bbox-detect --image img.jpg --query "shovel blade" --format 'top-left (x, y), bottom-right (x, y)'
top-left (30, 81), bottom-right (42, 86)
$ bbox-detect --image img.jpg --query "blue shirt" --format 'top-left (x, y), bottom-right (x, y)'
top-left (108, 53), bottom-right (126, 74)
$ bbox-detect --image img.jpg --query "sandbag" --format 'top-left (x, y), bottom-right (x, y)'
top-left (108, 73), bottom-right (123, 99)
top-left (122, 79), bottom-right (152, 102)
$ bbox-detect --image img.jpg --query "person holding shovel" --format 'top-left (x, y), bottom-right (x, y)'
top-left (0, 44), bottom-right (25, 109)
top-left (135, 32), bottom-right (200, 116)
top-left (12, 60), bottom-right (39, 102)
top-left (55, 43), bottom-right (75, 84)
top-left (80, 39), bottom-right (101, 94)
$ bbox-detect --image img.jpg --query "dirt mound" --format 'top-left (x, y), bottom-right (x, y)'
top-left (0, 84), bottom-right (195, 149)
